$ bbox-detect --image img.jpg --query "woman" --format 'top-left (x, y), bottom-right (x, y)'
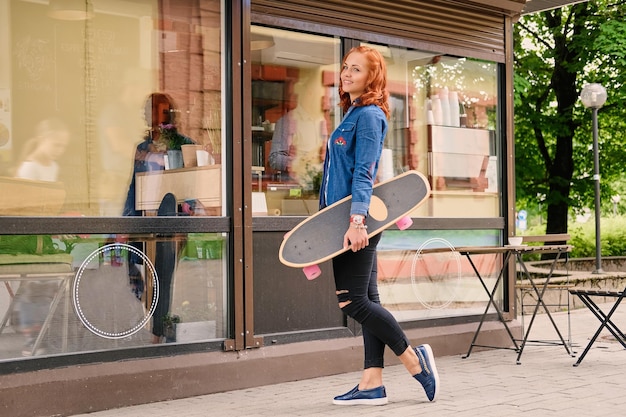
top-left (15, 118), bottom-right (69, 182)
top-left (319, 46), bottom-right (439, 405)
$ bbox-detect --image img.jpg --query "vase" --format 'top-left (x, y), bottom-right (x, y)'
top-left (163, 324), bottom-right (177, 343)
top-left (166, 150), bottom-right (183, 170)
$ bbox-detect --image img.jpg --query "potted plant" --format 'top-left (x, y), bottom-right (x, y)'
top-left (162, 313), bottom-right (181, 343)
top-left (158, 123), bottom-right (194, 169)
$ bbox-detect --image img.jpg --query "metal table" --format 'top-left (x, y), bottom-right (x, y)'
top-left (451, 244), bottom-right (573, 363)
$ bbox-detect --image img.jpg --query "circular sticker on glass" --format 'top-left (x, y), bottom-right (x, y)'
top-left (73, 243), bottom-right (159, 339)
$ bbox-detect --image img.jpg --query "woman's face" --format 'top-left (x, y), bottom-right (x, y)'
top-left (42, 131), bottom-right (69, 160)
top-left (341, 51), bottom-right (370, 102)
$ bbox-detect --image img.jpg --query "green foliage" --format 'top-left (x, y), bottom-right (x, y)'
top-left (0, 235), bottom-right (61, 255)
top-left (162, 313), bottom-right (181, 325)
top-left (514, 2), bottom-right (626, 233)
top-left (567, 224), bottom-right (596, 258)
top-left (518, 216), bottom-right (626, 259)
top-left (568, 217), bottom-right (626, 258)
top-left (158, 123), bottom-right (194, 150)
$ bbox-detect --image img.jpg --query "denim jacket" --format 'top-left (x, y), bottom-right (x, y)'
top-left (319, 104), bottom-right (387, 216)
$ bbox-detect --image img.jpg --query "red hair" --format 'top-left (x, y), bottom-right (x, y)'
top-left (339, 46), bottom-right (390, 119)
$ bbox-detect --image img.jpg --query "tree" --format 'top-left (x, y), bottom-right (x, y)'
top-left (514, 2), bottom-right (626, 235)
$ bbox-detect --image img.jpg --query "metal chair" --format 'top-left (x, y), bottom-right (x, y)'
top-left (569, 285), bottom-right (626, 366)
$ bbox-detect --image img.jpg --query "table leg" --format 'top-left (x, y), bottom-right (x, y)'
top-left (515, 250), bottom-right (573, 364)
top-left (31, 274), bottom-right (73, 355)
top-left (462, 251), bottom-right (520, 359)
top-left (0, 280), bottom-right (19, 333)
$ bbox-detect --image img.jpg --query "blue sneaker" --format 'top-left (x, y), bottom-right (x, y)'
top-left (332, 385), bottom-right (388, 406)
top-left (413, 344), bottom-right (439, 401)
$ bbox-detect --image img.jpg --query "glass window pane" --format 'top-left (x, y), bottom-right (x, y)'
top-left (411, 55), bottom-right (500, 217)
top-left (250, 26), bottom-right (340, 216)
top-left (1, 0), bottom-right (224, 217)
top-left (0, 232), bottom-right (228, 359)
top-left (377, 230), bottom-right (502, 321)
top-left (369, 43), bottom-right (505, 317)
top-left (361, 44), bottom-right (501, 218)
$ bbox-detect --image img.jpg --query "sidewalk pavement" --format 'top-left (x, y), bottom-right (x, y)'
top-left (72, 303), bottom-right (626, 417)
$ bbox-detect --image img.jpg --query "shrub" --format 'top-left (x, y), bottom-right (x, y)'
top-left (518, 216), bottom-right (626, 258)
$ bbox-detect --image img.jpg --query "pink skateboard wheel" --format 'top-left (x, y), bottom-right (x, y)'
top-left (396, 216), bottom-right (413, 230)
top-left (303, 264), bottom-right (322, 280)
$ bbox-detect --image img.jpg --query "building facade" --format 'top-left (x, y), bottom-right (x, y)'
top-left (0, 0), bottom-right (540, 415)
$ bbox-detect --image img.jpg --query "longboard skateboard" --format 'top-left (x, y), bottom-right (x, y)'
top-left (279, 170), bottom-right (431, 279)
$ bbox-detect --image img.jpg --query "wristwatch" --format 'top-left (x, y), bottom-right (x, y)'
top-left (350, 214), bottom-right (365, 226)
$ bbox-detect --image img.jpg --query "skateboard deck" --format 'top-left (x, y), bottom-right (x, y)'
top-left (279, 170), bottom-right (430, 279)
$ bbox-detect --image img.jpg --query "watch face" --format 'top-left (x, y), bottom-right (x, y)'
top-left (352, 215), bottom-right (364, 225)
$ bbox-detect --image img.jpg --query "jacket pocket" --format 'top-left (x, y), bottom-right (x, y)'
top-left (339, 122), bottom-right (356, 132)
top-left (333, 122), bottom-right (356, 147)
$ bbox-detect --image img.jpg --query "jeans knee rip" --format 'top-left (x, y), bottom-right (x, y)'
top-left (336, 290), bottom-right (350, 304)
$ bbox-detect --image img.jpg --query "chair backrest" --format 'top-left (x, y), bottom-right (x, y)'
top-left (0, 176), bottom-right (66, 216)
top-left (521, 234), bottom-right (570, 245)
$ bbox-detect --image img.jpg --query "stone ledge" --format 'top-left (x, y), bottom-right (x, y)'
top-left (517, 257), bottom-right (626, 312)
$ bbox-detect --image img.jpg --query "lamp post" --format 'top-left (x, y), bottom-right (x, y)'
top-left (580, 83), bottom-right (607, 274)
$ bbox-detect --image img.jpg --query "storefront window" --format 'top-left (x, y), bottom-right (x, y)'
top-left (0, 0), bottom-right (224, 217)
top-left (248, 32), bottom-right (500, 218)
top-left (370, 45), bottom-right (503, 320)
top-left (250, 26), bottom-right (339, 216)
top-left (377, 229), bottom-right (502, 322)
top-left (248, 32), bottom-right (505, 321)
top-left (363, 44), bottom-right (500, 218)
top-left (0, 1), bottom-right (228, 360)
top-left (0, 232), bottom-right (227, 359)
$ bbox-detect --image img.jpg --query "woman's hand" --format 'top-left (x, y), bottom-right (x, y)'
top-left (343, 226), bottom-right (369, 252)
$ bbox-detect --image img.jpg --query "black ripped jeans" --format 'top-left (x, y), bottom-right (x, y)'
top-left (333, 233), bottom-right (410, 369)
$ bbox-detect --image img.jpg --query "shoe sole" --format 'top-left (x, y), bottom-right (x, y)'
top-left (420, 343), bottom-right (440, 402)
top-left (332, 397), bottom-right (388, 406)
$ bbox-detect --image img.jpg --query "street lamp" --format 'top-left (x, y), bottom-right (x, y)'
top-left (580, 83), bottom-right (607, 274)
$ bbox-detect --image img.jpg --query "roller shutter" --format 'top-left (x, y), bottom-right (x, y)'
top-left (251, 0), bottom-right (520, 62)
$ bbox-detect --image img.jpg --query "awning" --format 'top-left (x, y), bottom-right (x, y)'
top-left (521, 0), bottom-right (590, 14)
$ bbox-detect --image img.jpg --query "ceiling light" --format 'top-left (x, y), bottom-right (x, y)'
top-left (48, 0), bottom-right (94, 21)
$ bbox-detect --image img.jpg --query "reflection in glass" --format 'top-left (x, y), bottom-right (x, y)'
top-left (14, 118), bottom-right (70, 182)
top-left (249, 37), bottom-right (500, 219)
top-left (0, 232), bottom-right (227, 360)
top-left (410, 55), bottom-right (500, 218)
top-left (377, 230), bottom-right (501, 321)
top-left (1, 0), bottom-right (223, 217)
top-left (250, 26), bottom-right (340, 216)
top-left (1, 119), bottom-right (70, 216)
top-left (373, 46), bottom-right (500, 218)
